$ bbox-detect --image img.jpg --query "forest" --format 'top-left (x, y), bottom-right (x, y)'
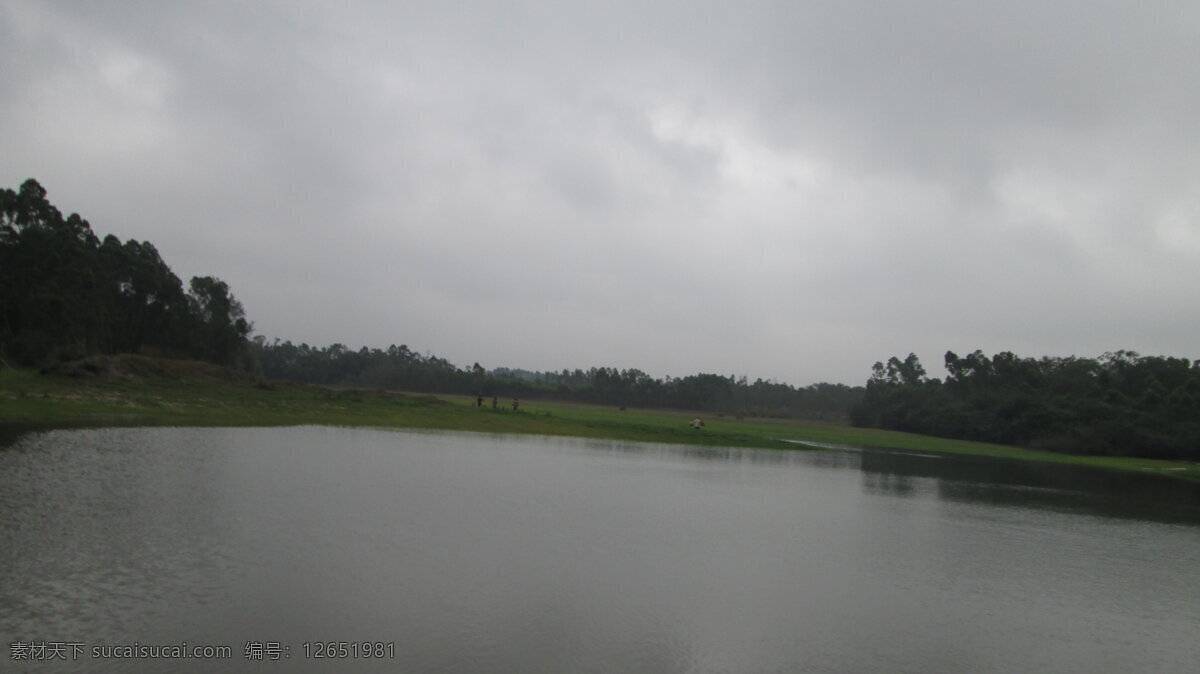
top-left (0, 179), bottom-right (250, 366)
top-left (851, 351), bottom-right (1200, 461)
top-left (5, 178), bottom-right (1197, 459)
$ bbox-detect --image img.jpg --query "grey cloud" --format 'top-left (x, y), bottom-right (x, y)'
top-left (3, 0), bottom-right (1198, 384)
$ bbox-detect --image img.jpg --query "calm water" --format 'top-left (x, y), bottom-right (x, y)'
top-left (2, 426), bottom-right (1199, 672)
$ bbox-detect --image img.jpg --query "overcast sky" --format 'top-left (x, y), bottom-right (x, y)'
top-left (3, 1), bottom-right (1198, 385)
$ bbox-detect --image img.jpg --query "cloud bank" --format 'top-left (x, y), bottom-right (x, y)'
top-left (3, 0), bottom-right (1198, 384)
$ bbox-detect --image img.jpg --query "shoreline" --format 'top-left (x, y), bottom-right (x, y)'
top-left (2, 367), bottom-right (1197, 484)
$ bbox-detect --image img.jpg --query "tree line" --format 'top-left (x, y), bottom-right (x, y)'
top-left (1, 179), bottom-right (251, 366)
top-left (851, 350), bottom-right (1200, 461)
top-left (248, 338), bottom-right (862, 418)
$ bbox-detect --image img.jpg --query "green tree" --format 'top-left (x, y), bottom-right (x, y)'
top-left (188, 276), bottom-right (252, 366)
top-left (0, 179), bottom-right (103, 362)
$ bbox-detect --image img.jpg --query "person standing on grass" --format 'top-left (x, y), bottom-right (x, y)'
top-left (492, 396), bottom-right (498, 408)
top-left (476, 394), bottom-right (483, 407)
top-left (512, 398), bottom-right (520, 412)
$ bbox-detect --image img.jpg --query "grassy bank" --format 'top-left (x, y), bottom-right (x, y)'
top-left (2, 360), bottom-right (1198, 483)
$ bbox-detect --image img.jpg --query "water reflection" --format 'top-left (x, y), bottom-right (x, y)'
top-left (573, 435), bottom-right (1200, 526)
top-left (860, 465), bottom-right (918, 497)
top-left (853, 446), bottom-right (1200, 525)
top-left (1, 422), bottom-right (86, 449)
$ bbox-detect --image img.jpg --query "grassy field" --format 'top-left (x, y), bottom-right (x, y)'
top-left (2, 359), bottom-right (1198, 483)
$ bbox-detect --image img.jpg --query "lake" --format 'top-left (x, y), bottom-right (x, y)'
top-left (2, 426), bottom-right (1199, 672)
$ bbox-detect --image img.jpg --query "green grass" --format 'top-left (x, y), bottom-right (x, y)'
top-left (3, 365), bottom-right (1198, 483)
